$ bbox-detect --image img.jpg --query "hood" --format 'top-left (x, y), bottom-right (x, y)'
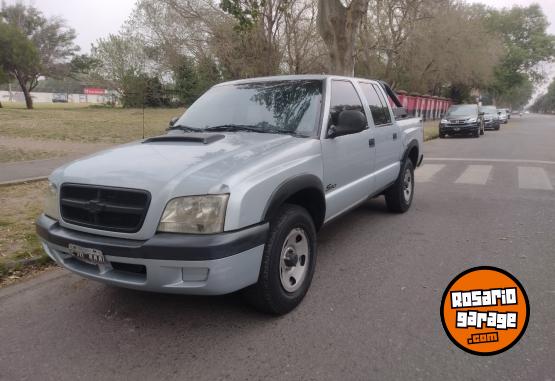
top-left (446, 115), bottom-right (477, 121)
top-left (51, 132), bottom-right (308, 194)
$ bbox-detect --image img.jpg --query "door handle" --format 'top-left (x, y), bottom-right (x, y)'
top-left (369, 138), bottom-right (375, 147)
top-left (393, 132), bottom-right (398, 140)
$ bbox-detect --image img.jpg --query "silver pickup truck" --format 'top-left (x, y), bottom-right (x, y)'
top-left (37, 75), bottom-right (423, 314)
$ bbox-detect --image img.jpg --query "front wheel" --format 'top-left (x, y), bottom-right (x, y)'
top-left (244, 204), bottom-right (317, 315)
top-left (385, 159), bottom-right (414, 213)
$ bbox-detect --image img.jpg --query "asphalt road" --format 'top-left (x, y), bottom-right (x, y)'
top-left (1, 114), bottom-right (554, 380)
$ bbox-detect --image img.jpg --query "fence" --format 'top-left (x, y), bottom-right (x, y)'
top-left (395, 90), bottom-right (453, 121)
top-left (0, 90), bottom-right (111, 104)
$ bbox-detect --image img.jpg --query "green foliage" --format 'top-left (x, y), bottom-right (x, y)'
top-left (121, 71), bottom-right (170, 108)
top-left (220, 0), bottom-right (262, 31)
top-left (485, 4), bottom-right (555, 105)
top-left (70, 54), bottom-right (101, 76)
top-left (0, 21), bottom-right (40, 79)
top-left (530, 80), bottom-right (555, 113)
top-left (174, 56), bottom-right (221, 106)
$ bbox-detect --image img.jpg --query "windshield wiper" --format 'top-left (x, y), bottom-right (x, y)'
top-left (203, 124), bottom-right (303, 136)
top-left (202, 124), bottom-right (267, 133)
top-left (168, 124), bottom-right (200, 132)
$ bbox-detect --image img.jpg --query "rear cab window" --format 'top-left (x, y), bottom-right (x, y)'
top-left (358, 82), bottom-right (391, 126)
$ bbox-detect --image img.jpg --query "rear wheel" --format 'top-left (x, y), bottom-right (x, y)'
top-left (385, 159), bottom-right (414, 213)
top-left (244, 204), bottom-right (317, 315)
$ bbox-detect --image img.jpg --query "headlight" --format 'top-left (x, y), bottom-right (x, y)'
top-left (440, 119), bottom-right (449, 124)
top-left (158, 194), bottom-right (229, 234)
top-left (467, 117), bottom-right (477, 123)
top-left (44, 181), bottom-right (60, 220)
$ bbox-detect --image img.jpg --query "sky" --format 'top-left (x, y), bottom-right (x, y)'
top-left (9, 0), bottom-right (137, 53)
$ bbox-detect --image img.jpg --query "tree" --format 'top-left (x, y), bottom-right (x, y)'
top-left (0, 21), bottom-right (41, 108)
top-left (485, 4), bottom-right (555, 103)
top-left (91, 34), bottom-right (149, 93)
top-left (317, 0), bottom-right (369, 75)
top-left (0, 4), bottom-right (79, 108)
top-left (530, 81), bottom-right (554, 113)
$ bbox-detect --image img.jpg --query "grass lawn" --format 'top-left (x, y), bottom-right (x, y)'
top-left (0, 103), bottom-right (181, 144)
top-left (0, 181), bottom-right (50, 282)
top-left (424, 120), bottom-right (439, 141)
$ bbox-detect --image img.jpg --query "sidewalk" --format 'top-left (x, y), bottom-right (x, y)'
top-left (0, 155), bottom-right (83, 184)
top-left (0, 137), bottom-right (111, 184)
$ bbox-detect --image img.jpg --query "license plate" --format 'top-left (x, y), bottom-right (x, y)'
top-left (68, 243), bottom-right (105, 265)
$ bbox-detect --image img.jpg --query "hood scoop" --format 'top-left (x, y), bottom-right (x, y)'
top-left (143, 133), bottom-right (225, 145)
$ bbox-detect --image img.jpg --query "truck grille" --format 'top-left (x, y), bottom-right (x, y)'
top-left (60, 184), bottom-right (151, 233)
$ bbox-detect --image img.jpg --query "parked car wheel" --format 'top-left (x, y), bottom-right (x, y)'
top-left (385, 159), bottom-right (414, 213)
top-left (439, 132), bottom-right (445, 139)
top-left (244, 204), bottom-right (317, 315)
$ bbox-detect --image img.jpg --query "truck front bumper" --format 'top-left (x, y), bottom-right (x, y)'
top-left (36, 214), bottom-right (268, 295)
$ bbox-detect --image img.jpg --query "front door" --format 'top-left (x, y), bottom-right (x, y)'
top-left (321, 80), bottom-right (376, 221)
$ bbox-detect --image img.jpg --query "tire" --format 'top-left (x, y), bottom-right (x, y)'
top-left (439, 132), bottom-right (445, 139)
top-left (480, 125), bottom-right (485, 135)
top-left (474, 129), bottom-right (480, 138)
top-left (244, 204), bottom-right (317, 315)
top-left (385, 159), bottom-right (414, 213)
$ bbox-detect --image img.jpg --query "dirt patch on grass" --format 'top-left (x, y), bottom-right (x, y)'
top-left (0, 181), bottom-right (50, 281)
top-left (0, 144), bottom-right (64, 163)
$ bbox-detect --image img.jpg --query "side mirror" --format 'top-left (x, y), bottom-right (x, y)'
top-left (393, 107), bottom-right (408, 119)
top-left (328, 110), bottom-right (367, 138)
top-left (497, 111), bottom-right (502, 115)
top-left (169, 116), bottom-right (179, 127)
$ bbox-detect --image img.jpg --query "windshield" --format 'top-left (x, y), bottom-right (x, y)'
top-left (482, 106), bottom-right (497, 114)
top-left (174, 80), bottom-right (322, 136)
top-left (446, 105), bottom-right (478, 117)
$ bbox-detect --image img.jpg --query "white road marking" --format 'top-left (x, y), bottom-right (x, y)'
top-left (455, 165), bottom-right (493, 185)
top-left (425, 157), bottom-right (555, 165)
top-left (517, 167), bottom-right (553, 190)
top-left (415, 164), bottom-right (445, 182)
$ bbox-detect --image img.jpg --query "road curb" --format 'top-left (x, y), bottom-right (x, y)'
top-left (0, 176), bottom-right (47, 187)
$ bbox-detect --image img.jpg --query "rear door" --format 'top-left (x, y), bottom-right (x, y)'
top-left (358, 82), bottom-right (402, 187)
top-left (321, 79), bottom-right (376, 221)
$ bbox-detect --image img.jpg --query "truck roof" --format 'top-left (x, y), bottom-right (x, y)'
top-left (216, 74), bottom-right (379, 86)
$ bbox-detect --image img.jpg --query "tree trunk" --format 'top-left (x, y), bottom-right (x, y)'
top-left (15, 72), bottom-right (34, 109)
top-left (22, 87), bottom-right (33, 109)
top-left (317, 0), bottom-right (369, 76)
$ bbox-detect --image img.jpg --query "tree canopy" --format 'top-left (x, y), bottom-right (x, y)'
top-left (0, 3), bottom-right (79, 108)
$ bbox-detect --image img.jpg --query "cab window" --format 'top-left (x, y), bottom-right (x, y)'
top-left (328, 80), bottom-right (366, 131)
top-left (359, 82), bottom-right (391, 126)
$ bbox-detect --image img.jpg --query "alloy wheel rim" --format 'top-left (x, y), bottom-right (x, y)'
top-left (279, 228), bottom-right (309, 293)
top-left (403, 168), bottom-right (412, 202)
